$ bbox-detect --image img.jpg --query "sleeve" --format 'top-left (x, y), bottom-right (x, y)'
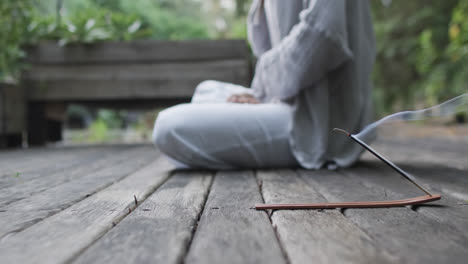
top-left (252, 0), bottom-right (354, 102)
top-left (246, 0), bottom-right (271, 57)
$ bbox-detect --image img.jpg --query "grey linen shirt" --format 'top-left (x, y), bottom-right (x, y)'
top-left (247, 0), bottom-right (376, 169)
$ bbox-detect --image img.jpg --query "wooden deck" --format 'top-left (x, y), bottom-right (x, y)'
top-left (0, 134), bottom-right (467, 263)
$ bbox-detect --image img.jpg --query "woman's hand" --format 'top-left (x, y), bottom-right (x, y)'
top-left (227, 93), bottom-right (261, 104)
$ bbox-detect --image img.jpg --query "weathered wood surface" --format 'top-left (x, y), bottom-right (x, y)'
top-left (26, 39), bottom-right (249, 64)
top-left (0, 145), bottom-right (143, 207)
top-left (24, 40), bottom-right (251, 101)
top-left (24, 60), bottom-right (248, 80)
top-left (0, 136), bottom-right (467, 264)
top-left (399, 164), bottom-right (468, 201)
top-left (298, 169), bottom-right (468, 264)
top-left (0, 145), bottom-right (132, 187)
top-left (0, 146), bottom-right (157, 238)
top-left (23, 39), bottom-right (252, 145)
top-left (74, 171), bottom-right (212, 264)
top-left (347, 162), bottom-right (468, 235)
top-left (0, 146), bottom-right (105, 177)
top-left (257, 169), bottom-right (396, 264)
top-left (24, 60), bottom-right (250, 100)
top-left (185, 171), bottom-right (286, 264)
top-left (369, 139), bottom-right (468, 170)
top-left (362, 141), bottom-right (468, 200)
top-left (0, 155), bottom-right (173, 264)
top-left (0, 82), bottom-right (24, 135)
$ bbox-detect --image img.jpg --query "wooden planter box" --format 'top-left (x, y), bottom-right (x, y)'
top-left (23, 39), bottom-right (252, 145)
top-left (0, 82), bottom-right (25, 148)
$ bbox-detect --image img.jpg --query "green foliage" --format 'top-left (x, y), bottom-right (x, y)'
top-left (6, 0), bottom-right (465, 117)
top-left (85, 109), bottom-right (125, 142)
top-left (227, 17), bottom-right (248, 39)
top-left (96, 109), bottom-right (124, 129)
top-left (371, 0), bottom-right (468, 115)
top-left (0, 0), bottom-right (216, 82)
top-left (59, 8), bottom-right (112, 45)
top-left (88, 119), bottom-right (109, 142)
top-left (117, 0), bottom-right (209, 40)
top-left (60, 0), bottom-right (210, 40)
top-left (0, 0), bottom-right (34, 82)
top-left (108, 13), bottom-right (150, 41)
top-left (54, 8), bottom-right (150, 45)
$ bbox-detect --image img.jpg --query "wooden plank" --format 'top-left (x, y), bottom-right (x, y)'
top-left (0, 147), bottom-right (62, 168)
top-left (0, 144), bottom-right (85, 161)
top-left (366, 141), bottom-right (468, 170)
top-left (298, 169), bottom-right (468, 264)
top-left (257, 169), bottom-right (396, 264)
top-left (361, 144), bottom-right (468, 200)
top-left (23, 40), bottom-right (252, 102)
top-left (26, 78), bottom-right (249, 101)
top-left (0, 82), bottom-right (25, 134)
top-left (0, 145), bottom-right (143, 207)
top-left (24, 60), bottom-right (250, 101)
top-left (0, 145), bottom-right (127, 186)
top-left (0, 133), bottom-right (22, 148)
top-left (399, 163), bottom-right (468, 201)
top-left (346, 162), bottom-right (468, 235)
top-left (73, 171), bottom-right (213, 264)
top-left (0, 146), bottom-right (158, 238)
top-left (26, 102), bottom-right (47, 145)
top-left (185, 171), bottom-right (286, 264)
top-left (0, 156), bottom-right (174, 264)
top-left (0, 145), bottom-right (112, 181)
top-left (377, 138), bottom-right (468, 155)
top-left (26, 39), bottom-right (249, 64)
top-left (24, 60), bottom-right (248, 80)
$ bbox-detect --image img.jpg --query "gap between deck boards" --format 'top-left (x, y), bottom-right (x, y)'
top-left (0, 147), bottom-right (159, 239)
top-left (180, 172), bottom-right (215, 264)
top-left (254, 170), bottom-right (292, 264)
top-left (70, 170), bottom-right (214, 264)
top-left (68, 168), bottom-right (177, 263)
top-left (0, 155), bottom-right (175, 263)
top-left (1, 141), bottom-right (467, 264)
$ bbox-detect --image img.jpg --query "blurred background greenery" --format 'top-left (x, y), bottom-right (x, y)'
top-left (1, 0), bottom-right (467, 144)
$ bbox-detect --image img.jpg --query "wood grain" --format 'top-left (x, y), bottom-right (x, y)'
top-left (399, 163), bottom-right (468, 201)
top-left (367, 141), bottom-right (468, 171)
top-left (0, 82), bottom-right (25, 134)
top-left (0, 155), bottom-right (173, 264)
top-left (73, 171), bottom-right (213, 264)
top-left (24, 60), bottom-right (248, 80)
top-left (0, 146), bottom-right (112, 186)
top-left (24, 60), bottom-right (249, 101)
top-left (257, 169), bottom-right (396, 264)
top-left (350, 162), bottom-right (468, 233)
top-left (185, 171), bottom-right (286, 264)
top-left (0, 146), bottom-right (157, 238)
top-left (0, 145), bottom-right (111, 178)
top-left (299, 169), bottom-right (468, 264)
top-left (0, 145), bottom-right (143, 207)
top-left (25, 39), bottom-right (249, 64)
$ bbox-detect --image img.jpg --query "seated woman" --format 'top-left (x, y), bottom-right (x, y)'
top-left (153, 0), bottom-right (375, 170)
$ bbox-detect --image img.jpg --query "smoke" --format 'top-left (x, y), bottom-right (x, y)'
top-left (355, 93), bottom-right (468, 141)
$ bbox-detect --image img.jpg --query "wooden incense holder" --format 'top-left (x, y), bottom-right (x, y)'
top-left (255, 128), bottom-right (442, 210)
top-left (255, 195), bottom-right (441, 210)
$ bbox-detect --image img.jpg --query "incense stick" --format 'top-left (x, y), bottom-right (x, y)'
top-left (254, 128), bottom-right (441, 210)
top-left (332, 128), bottom-right (432, 196)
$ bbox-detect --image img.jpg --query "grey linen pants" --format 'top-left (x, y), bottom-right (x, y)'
top-left (152, 81), bottom-right (298, 169)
